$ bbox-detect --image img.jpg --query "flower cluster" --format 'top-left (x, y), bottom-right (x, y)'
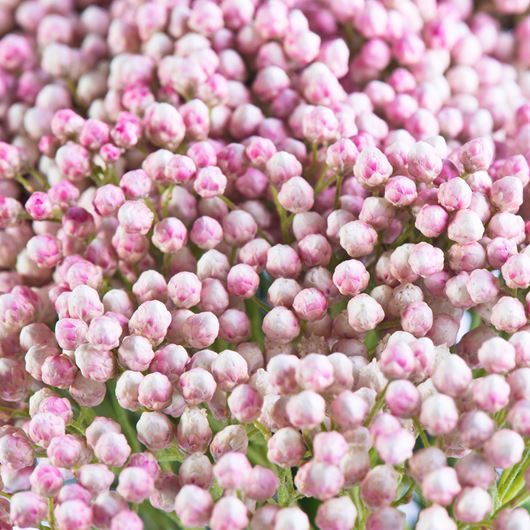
top-left (1, 0), bottom-right (530, 529)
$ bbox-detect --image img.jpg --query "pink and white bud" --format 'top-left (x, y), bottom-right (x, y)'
top-left (175, 485), bottom-right (213, 527)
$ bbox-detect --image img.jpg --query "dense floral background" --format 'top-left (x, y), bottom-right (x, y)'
top-left (1, 0), bottom-right (530, 529)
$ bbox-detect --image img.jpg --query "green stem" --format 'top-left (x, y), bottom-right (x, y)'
top-left (350, 486), bottom-right (366, 529)
top-left (219, 195), bottom-right (237, 210)
top-left (413, 417), bottom-right (430, 448)
top-left (107, 381), bottom-right (142, 453)
top-left (270, 185), bottom-right (291, 242)
top-left (392, 478), bottom-right (416, 506)
top-left (245, 298), bottom-right (264, 348)
top-left (115, 269), bottom-right (133, 292)
top-left (493, 489), bottom-right (530, 518)
top-left (15, 174), bottom-right (35, 193)
top-left (334, 172), bottom-right (344, 209)
top-left (253, 420), bottom-right (271, 440)
top-left (498, 449), bottom-right (530, 502)
top-left (161, 185), bottom-right (174, 219)
top-left (28, 168), bottom-right (48, 190)
top-left (48, 497), bottom-right (55, 530)
top-left (143, 197), bottom-right (159, 223)
top-left (365, 383), bottom-right (388, 426)
top-left (0, 405), bottom-right (29, 417)
top-left (251, 296), bottom-right (270, 313)
top-left (277, 466), bottom-right (296, 506)
top-left (376, 319), bottom-right (401, 331)
top-left (313, 169), bottom-right (334, 195)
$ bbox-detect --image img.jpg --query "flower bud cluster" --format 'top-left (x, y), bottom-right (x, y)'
top-left (1, 0), bottom-right (530, 529)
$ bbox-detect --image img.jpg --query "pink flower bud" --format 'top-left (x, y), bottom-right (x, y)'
top-left (95, 432), bottom-right (131, 467)
top-left (227, 383), bottom-right (263, 422)
top-left (478, 337), bottom-right (516, 374)
top-left (210, 496), bottom-right (248, 530)
top-left (502, 253), bottom-right (530, 289)
top-left (86, 315), bottom-right (122, 351)
top-left (490, 296), bottom-right (527, 333)
top-left (177, 407), bottom-right (212, 453)
top-left (339, 220), bottom-right (378, 258)
top-left (194, 166), bottom-right (227, 198)
top-left (266, 244), bottom-right (302, 278)
top-left (211, 349), bottom-right (248, 391)
top-left (137, 411), bottom-right (173, 451)
top-left (25, 191), bottom-right (54, 220)
top-left (292, 288), bottom-right (328, 322)
top-left (152, 218), bottom-right (188, 254)
top-left (409, 242), bottom-right (444, 278)
top-left (415, 204), bottom-right (448, 238)
top-left (456, 452), bottom-right (496, 490)
top-left (137, 372), bottom-right (172, 410)
top-left (227, 264), bottom-right (260, 298)
top-left (448, 209), bottom-right (485, 244)
top-left (175, 485), bottom-right (213, 527)
top-left (491, 176), bottom-right (523, 213)
top-left (117, 467), bottom-right (154, 503)
top-left (493, 508), bottom-right (530, 530)
top-left (347, 294), bottom-right (385, 333)
top-left (30, 463), bottom-right (63, 497)
top-left (67, 285), bottom-right (104, 322)
top-left (286, 390), bottom-right (326, 430)
top-left (380, 341), bottom-right (415, 379)
top-left (147, 346), bottom-right (187, 385)
top-left (0, 430), bottom-right (33, 470)
top-left (275, 506), bottom-right (310, 530)
top-left (214, 451), bottom-right (251, 491)
top-left (262, 306), bottom-right (300, 344)
top-left (315, 496), bottom-right (357, 530)
top-left (29, 412), bottom-right (65, 447)
top-left (178, 453), bottom-right (213, 490)
top-left (432, 354), bottom-right (472, 396)
top-left (332, 390), bottom-right (369, 430)
top-left (422, 467), bottom-right (461, 506)
top-left (416, 505), bottom-right (456, 530)
top-left (459, 137), bottom-right (494, 172)
top-left (118, 200), bottom-right (154, 235)
top-left (454, 487), bottom-right (492, 524)
top-left (144, 102), bottom-right (185, 150)
top-left (267, 427), bottom-right (305, 468)
top-left (111, 510), bottom-right (144, 530)
top-left (295, 460), bottom-right (344, 501)
top-left (161, 274), bottom-right (197, 312)
top-left (420, 393), bottom-right (458, 435)
top-left (385, 380), bottom-right (420, 417)
top-left (243, 465), bottom-right (278, 501)
top-left (45, 434), bottom-right (80, 476)
top-left (179, 368), bottom-right (217, 405)
top-left (365, 507), bottom-right (405, 530)
top-left (191, 216), bottom-right (224, 250)
top-left (56, 142), bottom-right (91, 181)
top-left (78, 464), bottom-right (115, 495)
top-left (129, 300), bottom-right (171, 345)
top-left (183, 311), bottom-right (220, 349)
top-left (408, 141), bottom-right (442, 183)
top-left (361, 465), bottom-right (399, 508)
top-left (74, 343), bottom-right (114, 382)
top-left (466, 269), bottom-right (499, 304)
top-left (473, 374), bottom-right (511, 413)
top-left (354, 147), bottom-right (393, 187)
top-left (277, 176), bottom-right (314, 213)
top-left (10, 491), bottom-right (48, 528)
top-left (166, 155), bottom-right (197, 185)
top-left (484, 429), bottom-right (524, 468)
